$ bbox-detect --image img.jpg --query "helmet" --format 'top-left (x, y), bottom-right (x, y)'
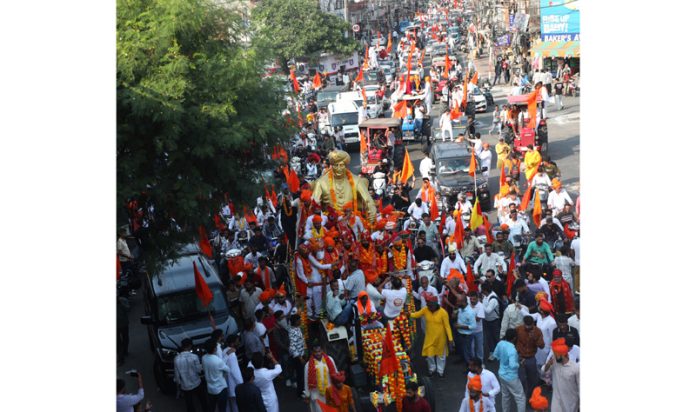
top-left (225, 248), bottom-right (242, 258)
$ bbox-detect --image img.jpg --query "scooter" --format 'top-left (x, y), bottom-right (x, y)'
top-left (416, 260), bottom-right (442, 292)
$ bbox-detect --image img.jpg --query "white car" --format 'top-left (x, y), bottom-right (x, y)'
top-left (468, 85), bottom-right (488, 113)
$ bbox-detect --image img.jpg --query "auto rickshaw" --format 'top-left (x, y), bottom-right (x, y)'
top-left (502, 93), bottom-right (549, 160)
top-left (359, 118), bottom-right (403, 174)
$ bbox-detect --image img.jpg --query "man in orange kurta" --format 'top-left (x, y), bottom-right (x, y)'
top-left (324, 372), bottom-right (357, 412)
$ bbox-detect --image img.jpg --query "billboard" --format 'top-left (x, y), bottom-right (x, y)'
top-left (540, 0), bottom-right (580, 42)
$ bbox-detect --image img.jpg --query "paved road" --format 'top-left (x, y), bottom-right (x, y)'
top-left (117, 58), bottom-right (580, 412)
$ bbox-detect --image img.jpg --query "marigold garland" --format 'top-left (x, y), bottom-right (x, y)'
top-left (392, 247), bottom-right (407, 270)
top-left (328, 169), bottom-right (358, 213)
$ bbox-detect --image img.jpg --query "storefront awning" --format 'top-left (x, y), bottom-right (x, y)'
top-left (531, 41), bottom-right (580, 58)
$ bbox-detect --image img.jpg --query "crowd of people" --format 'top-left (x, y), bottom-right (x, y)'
top-left (118, 1), bottom-right (580, 412)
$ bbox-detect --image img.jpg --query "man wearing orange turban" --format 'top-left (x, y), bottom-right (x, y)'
top-left (542, 338), bottom-right (579, 412)
top-left (458, 374), bottom-right (496, 411)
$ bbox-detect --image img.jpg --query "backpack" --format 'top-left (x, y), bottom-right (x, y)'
top-left (489, 294), bottom-right (507, 320)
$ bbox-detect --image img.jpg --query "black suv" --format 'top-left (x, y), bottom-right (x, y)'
top-left (430, 142), bottom-right (491, 211)
top-left (141, 244), bottom-right (239, 394)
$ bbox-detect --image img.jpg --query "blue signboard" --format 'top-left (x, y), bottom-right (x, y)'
top-left (496, 34), bottom-right (510, 46)
top-left (540, 0), bottom-right (580, 42)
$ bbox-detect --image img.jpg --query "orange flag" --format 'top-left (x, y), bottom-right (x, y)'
top-left (379, 324), bottom-right (399, 376)
top-left (290, 69), bottom-right (300, 93)
top-left (500, 160), bottom-right (507, 187)
top-left (532, 191), bottom-right (543, 227)
top-left (363, 46), bottom-right (370, 69)
top-left (444, 53), bottom-right (451, 79)
top-left (401, 149), bottom-right (414, 183)
top-left (450, 105), bottom-right (462, 120)
top-left (198, 225), bottom-right (213, 258)
top-left (430, 192), bottom-right (439, 222)
top-left (355, 67), bottom-right (364, 83)
top-left (520, 165), bottom-right (539, 210)
top-left (462, 78), bottom-right (468, 106)
top-left (360, 87), bottom-right (368, 106)
top-left (470, 71), bottom-right (478, 85)
top-left (312, 72), bottom-right (322, 90)
top-left (194, 262), bottom-right (213, 307)
top-left (527, 88), bottom-right (540, 129)
top-left (386, 33), bottom-right (393, 53)
top-left (465, 262), bottom-right (478, 292)
top-left (482, 214), bottom-right (494, 243)
top-left (453, 214), bottom-right (465, 249)
top-left (317, 400), bottom-right (339, 412)
top-left (391, 100), bottom-right (408, 119)
top-left (468, 151), bottom-right (477, 177)
top-left (282, 165), bottom-right (300, 193)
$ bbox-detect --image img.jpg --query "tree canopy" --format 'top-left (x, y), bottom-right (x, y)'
top-left (117, 0), bottom-right (291, 267)
top-left (251, 0), bottom-right (359, 68)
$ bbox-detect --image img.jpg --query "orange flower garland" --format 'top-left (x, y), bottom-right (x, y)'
top-left (393, 247), bottom-right (407, 270)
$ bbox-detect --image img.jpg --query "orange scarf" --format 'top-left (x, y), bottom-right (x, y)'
top-left (297, 255), bottom-right (312, 281)
top-left (356, 298), bottom-right (373, 315)
top-left (421, 183), bottom-right (435, 203)
top-left (469, 397), bottom-right (483, 412)
top-left (328, 169), bottom-right (357, 213)
top-left (376, 251), bottom-right (388, 274)
top-left (256, 266), bottom-right (272, 290)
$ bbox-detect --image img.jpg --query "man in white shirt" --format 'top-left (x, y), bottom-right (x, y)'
top-left (530, 169), bottom-right (552, 189)
top-left (379, 277), bottom-right (408, 321)
top-left (465, 358), bottom-right (501, 403)
top-left (547, 183), bottom-right (574, 217)
top-left (202, 338), bottom-right (231, 412)
top-left (440, 243), bottom-right (468, 278)
top-left (501, 210), bottom-right (530, 247)
top-left (478, 143), bottom-right (492, 179)
top-left (419, 151), bottom-right (434, 181)
top-left (173, 338), bottom-right (208, 412)
top-left (499, 298), bottom-right (530, 339)
top-left (250, 352), bottom-right (283, 412)
top-left (481, 283), bottom-right (501, 361)
top-left (358, 102), bottom-right (369, 124)
top-left (473, 244), bottom-right (506, 277)
top-left (407, 198), bottom-right (429, 220)
top-left (223, 336), bottom-right (244, 412)
top-left (117, 373), bottom-right (144, 412)
top-left (532, 300), bottom-right (557, 368)
top-left (440, 109), bottom-right (454, 141)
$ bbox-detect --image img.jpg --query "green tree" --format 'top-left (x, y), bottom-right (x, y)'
top-left (251, 0), bottom-right (359, 70)
top-left (117, 0), bottom-right (291, 268)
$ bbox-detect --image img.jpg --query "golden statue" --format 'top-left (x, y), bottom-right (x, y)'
top-left (312, 150), bottom-right (376, 223)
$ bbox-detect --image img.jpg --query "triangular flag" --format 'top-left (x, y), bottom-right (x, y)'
top-left (470, 197), bottom-right (484, 230)
top-left (438, 207), bottom-right (447, 235)
top-left (470, 71), bottom-right (478, 85)
top-left (193, 261), bottom-right (213, 307)
top-left (355, 67), bottom-right (364, 83)
top-left (532, 191), bottom-right (543, 228)
top-left (443, 53), bottom-right (451, 79)
top-left (468, 151), bottom-right (477, 177)
top-left (359, 130), bottom-right (367, 154)
top-left (391, 100), bottom-right (408, 119)
top-left (379, 324), bottom-right (399, 376)
top-left (482, 214), bottom-right (494, 243)
top-left (283, 165), bottom-right (300, 193)
top-left (520, 166), bottom-right (539, 210)
top-left (386, 33), bottom-right (393, 53)
top-left (290, 69), bottom-right (300, 94)
top-left (401, 149), bottom-right (414, 184)
top-left (198, 225), bottom-right (213, 258)
top-left (506, 250), bottom-right (517, 297)
top-left (317, 399), bottom-right (339, 412)
top-left (450, 104), bottom-right (462, 120)
top-left (312, 72), bottom-right (322, 90)
top-left (453, 213), bottom-right (464, 249)
top-left (270, 187), bottom-right (278, 208)
top-left (465, 262), bottom-right (478, 292)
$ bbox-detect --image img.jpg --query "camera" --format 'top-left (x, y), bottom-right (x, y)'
top-left (125, 369), bottom-right (139, 377)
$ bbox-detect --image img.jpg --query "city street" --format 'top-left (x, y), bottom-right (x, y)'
top-left (118, 76), bottom-right (580, 411)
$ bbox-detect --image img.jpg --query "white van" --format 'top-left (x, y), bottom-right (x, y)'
top-left (328, 100), bottom-right (360, 144)
top-left (337, 90), bottom-right (384, 118)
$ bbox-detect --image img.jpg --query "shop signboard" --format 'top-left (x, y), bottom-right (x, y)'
top-left (540, 0), bottom-right (580, 42)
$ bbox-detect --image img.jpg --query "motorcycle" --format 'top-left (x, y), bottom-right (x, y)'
top-left (372, 171), bottom-right (387, 197)
top-left (536, 183), bottom-right (550, 213)
top-left (416, 260), bottom-right (442, 292)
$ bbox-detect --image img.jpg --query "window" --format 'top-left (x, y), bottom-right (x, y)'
top-left (156, 288), bottom-right (227, 323)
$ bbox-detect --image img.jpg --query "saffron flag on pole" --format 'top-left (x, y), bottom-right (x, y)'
top-left (401, 149), bottom-right (414, 184)
top-left (283, 166), bottom-right (300, 193)
top-left (482, 214), bottom-right (494, 243)
top-left (312, 72), bottom-right (322, 90)
top-left (500, 160), bottom-right (507, 188)
top-left (386, 33), bottom-right (393, 53)
top-left (193, 262), bottom-right (213, 307)
top-left (526, 88), bottom-right (540, 129)
top-left (379, 324), bottom-right (399, 376)
top-left (470, 71), bottom-right (478, 85)
top-left (520, 165), bottom-right (539, 210)
top-left (355, 67), bottom-right (364, 83)
top-left (506, 250), bottom-right (516, 297)
top-left (198, 225), bottom-right (213, 258)
top-left (465, 262), bottom-right (478, 292)
top-left (470, 197), bottom-right (484, 230)
top-left (468, 151), bottom-right (477, 177)
top-left (290, 69), bottom-right (300, 93)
